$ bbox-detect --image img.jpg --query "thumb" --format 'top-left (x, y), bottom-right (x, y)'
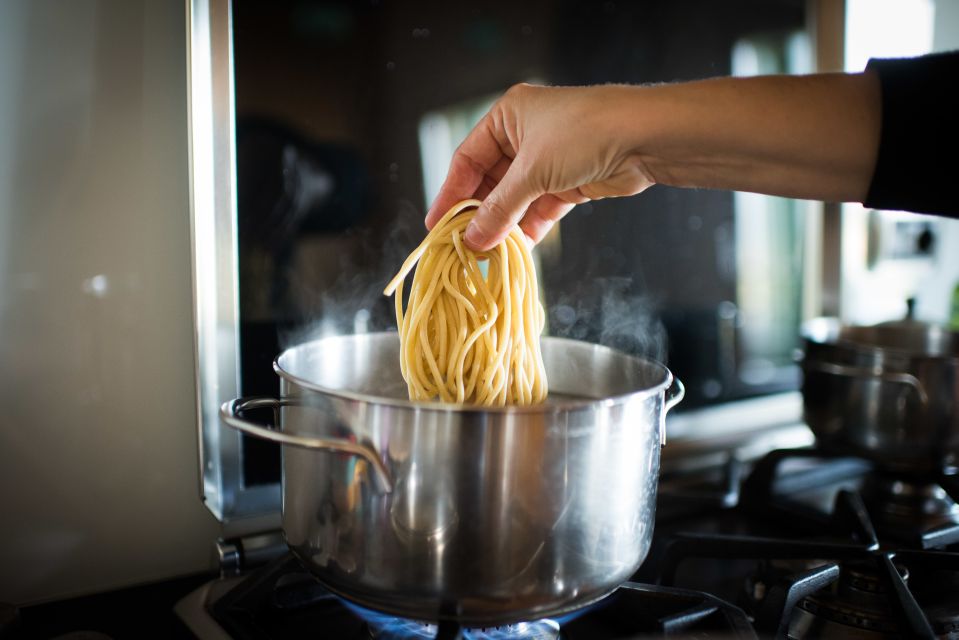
top-left (464, 159), bottom-right (540, 251)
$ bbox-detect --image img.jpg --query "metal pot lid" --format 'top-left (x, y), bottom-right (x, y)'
top-left (802, 317), bottom-right (959, 361)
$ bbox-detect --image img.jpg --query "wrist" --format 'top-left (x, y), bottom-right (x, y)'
top-left (601, 83), bottom-right (678, 188)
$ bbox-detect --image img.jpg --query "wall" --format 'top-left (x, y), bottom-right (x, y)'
top-left (0, 0), bottom-right (218, 605)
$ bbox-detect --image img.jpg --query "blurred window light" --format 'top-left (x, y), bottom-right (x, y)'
top-left (730, 31), bottom-right (811, 386)
top-left (845, 0), bottom-right (935, 72)
top-left (840, 0), bottom-right (937, 325)
top-left (417, 94), bottom-right (499, 210)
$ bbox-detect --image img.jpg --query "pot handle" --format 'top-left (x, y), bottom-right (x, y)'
top-left (219, 397), bottom-right (393, 494)
top-left (660, 376), bottom-right (685, 446)
top-left (665, 376), bottom-right (686, 413)
top-left (800, 361), bottom-right (929, 405)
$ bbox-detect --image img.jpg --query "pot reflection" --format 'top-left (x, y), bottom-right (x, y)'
top-left (390, 461), bottom-right (459, 543)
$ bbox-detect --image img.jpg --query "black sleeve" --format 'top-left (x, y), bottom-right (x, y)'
top-left (864, 50), bottom-right (959, 217)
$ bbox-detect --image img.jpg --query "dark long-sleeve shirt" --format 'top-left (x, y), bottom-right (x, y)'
top-left (864, 50), bottom-right (959, 216)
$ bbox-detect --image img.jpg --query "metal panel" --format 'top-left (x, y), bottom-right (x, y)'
top-left (187, 0), bottom-right (280, 527)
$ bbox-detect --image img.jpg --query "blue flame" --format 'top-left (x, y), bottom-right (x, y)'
top-left (340, 599), bottom-right (562, 639)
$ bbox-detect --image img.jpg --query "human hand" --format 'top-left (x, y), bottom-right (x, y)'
top-left (424, 83), bottom-right (656, 251)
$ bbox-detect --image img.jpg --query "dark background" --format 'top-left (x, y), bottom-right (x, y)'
top-left (231, 0), bottom-right (806, 483)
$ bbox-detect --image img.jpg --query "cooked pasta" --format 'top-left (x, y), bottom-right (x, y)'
top-left (383, 199), bottom-right (548, 405)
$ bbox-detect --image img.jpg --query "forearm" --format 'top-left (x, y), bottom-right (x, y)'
top-left (427, 72), bottom-right (884, 251)
top-left (619, 72), bottom-right (882, 203)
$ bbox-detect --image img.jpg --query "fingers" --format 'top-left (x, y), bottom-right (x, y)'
top-left (464, 155), bottom-right (541, 251)
top-left (518, 194), bottom-right (578, 244)
top-left (472, 156), bottom-right (511, 202)
top-left (425, 116), bottom-right (513, 229)
top-left (425, 153), bottom-right (485, 229)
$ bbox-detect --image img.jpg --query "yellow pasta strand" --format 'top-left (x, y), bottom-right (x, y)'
top-left (383, 199), bottom-right (547, 405)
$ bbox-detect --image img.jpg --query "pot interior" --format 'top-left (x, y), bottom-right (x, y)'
top-left (274, 332), bottom-right (670, 408)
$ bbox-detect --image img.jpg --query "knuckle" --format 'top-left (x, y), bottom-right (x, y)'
top-left (504, 82), bottom-right (532, 100)
top-left (456, 151), bottom-right (485, 177)
top-left (483, 193), bottom-right (513, 226)
top-left (577, 184), bottom-right (598, 200)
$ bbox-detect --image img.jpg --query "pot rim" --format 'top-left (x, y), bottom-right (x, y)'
top-left (272, 332), bottom-right (675, 414)
top-left (801, 316), bottom-right (959, 364)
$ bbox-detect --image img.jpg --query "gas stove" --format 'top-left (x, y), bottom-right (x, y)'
top-left (173, 442), bottom-right (959, 640)
top-left (193, 554), bottom-right (755, 639)
top-left (648, 447), bottom-right (959, 639)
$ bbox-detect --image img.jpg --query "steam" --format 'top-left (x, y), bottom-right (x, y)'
top-left (278, 200), bottom-right (421, 350)
top-left (547, 276), bottom-right (668, 363)
top-left (279, 206), bottom-right (668, 370)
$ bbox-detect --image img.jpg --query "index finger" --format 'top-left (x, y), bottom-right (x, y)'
top-left (425, 115), bottom-right (512, 229)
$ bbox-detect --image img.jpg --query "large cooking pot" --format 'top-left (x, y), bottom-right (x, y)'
top-left (220, 332), bottom-right (683, 626)
top-left (801, 317), bottom-right (959, 474)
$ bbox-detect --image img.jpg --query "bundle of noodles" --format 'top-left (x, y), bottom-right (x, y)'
top-left (383, 199), bottom-right (548, 406)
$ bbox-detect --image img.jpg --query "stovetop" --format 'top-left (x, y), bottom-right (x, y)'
top-left (208, 554), bottom-right (756, 640)
top-left (644, 447), bottom-right (959, 639)
top-left (176, 445), bottom-right (959, 640)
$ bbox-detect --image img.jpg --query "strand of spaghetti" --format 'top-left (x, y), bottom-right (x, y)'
top-left (384, 199), bottom-right (547, 405)
top-left (440, 245), bottom-right (480, 399)
top-left (383, 200), bottom-right (479, 297)
top-left (405, 252), bottom-right (445, 399)
top-left (419, 257), bottom-right (461, 401)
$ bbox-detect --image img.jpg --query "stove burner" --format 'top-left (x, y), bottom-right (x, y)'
top-left (340, 600), bottom-right (560, 640)
top-left (788, 562), bottom-right (910, 638)
top-left (740, 447), bottom-right (959, 548)
top-left (658, 447), bottom-right (959, 639)
top-left (658, 529), bottom-right (952, 638)
top-left (861, 473), bottom-right (959, 542)
top-left (207, 554), bottom-right (758, 639)
top-left (368, 619), bottom-right (560, 640)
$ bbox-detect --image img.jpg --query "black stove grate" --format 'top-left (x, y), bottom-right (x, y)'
top-left (657, 447), bottom-right (959, 639)
top-left (740, 447), bottom-right (959, 548)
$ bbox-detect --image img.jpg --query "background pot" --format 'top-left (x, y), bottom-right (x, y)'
top-left (221, 332), bottom-right (683, 625)
top-left (801, 317), bottom-right (959, 474)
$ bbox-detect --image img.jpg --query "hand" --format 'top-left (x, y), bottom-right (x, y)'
top-left (424, 83), bottom-right (657, 251)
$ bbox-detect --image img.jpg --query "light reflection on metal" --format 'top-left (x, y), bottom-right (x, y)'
top-left (187, 0), bottom-right (280, 525)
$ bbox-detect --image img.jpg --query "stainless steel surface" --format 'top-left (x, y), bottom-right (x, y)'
top-left (214, 540), bottom-right (241, 577)
top-left (221, 332), bottom-right (681, 625)
top-left (237, 532), bottom-right (289, 568)
top-left (188, 0), bottom-right (281, 526)
top-left (221, 397), bottom-right (394, 493)
top-left (213, 532), bottom-right (287, 576)
top-left (800, 360), bottom-right (929, 404)
top-left (801, 317), bottom-right (959, 472)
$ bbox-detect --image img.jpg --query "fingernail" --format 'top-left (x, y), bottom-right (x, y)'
top-left (464, 221), bottom-right (484, 249)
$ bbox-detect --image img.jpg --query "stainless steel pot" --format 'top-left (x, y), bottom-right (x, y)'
top-left (801, 317), bottom-right (959, 473)
top-left (220, 332), bottom-right (683, 625)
